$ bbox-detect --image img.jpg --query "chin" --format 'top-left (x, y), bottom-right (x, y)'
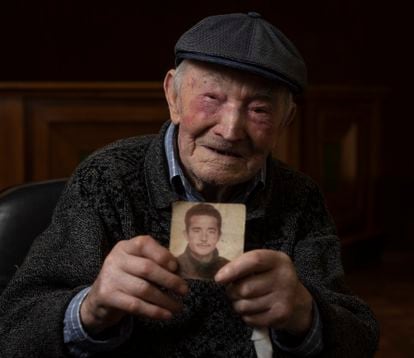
top-left (197, 169), bottom-right (251, 187)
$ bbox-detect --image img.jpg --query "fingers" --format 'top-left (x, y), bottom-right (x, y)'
top-left (225, 270), bottom-right (274, 300)
top-left (213, 249), bottom-right (313, 332)
top-left (119, 254), bottom-right (188, 295)
top-left (231, 293), bottom-right (272, 316)
top-left (114, 236), bottom-right (188, 295)
top-left (215, 249), bottom-right (291, 284)
top-left (121, 235), bottom-right (178, 272)
top-left (238, 307), bottom-right (290, 328)
top-left (112, 272), bottom-right (184, 314)
top-left (81, 235), bottom-right (189, 333)
top-left (109, 291), bottom-right (175, 320)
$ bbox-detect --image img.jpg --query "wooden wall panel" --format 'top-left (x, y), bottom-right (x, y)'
top-left (0, 98), bottom-right (25, 189)
top-left (273, 112), bottom-right (301, 170)
top-left (27, 98), bottom-right (169, 180)
top-left (301, 87), bottom-right (385, 243)
top-left (0, 83), bottom-right (170, 186)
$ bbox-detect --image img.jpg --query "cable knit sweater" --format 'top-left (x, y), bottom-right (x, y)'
top-left (0, 121), bottom-right (379, 357)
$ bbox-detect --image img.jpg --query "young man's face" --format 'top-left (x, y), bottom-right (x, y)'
top-left (186, 214), bottom-right (221, 261)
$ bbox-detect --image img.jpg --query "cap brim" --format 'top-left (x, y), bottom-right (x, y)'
top-left (176, 51), bottom-right (302, 94)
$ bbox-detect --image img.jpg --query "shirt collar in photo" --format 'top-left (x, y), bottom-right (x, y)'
top-left (164, 122), bottom-right (266, 203)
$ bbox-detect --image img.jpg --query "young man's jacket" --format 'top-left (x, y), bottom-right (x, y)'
top-left (0, 121), bottom-right (379, 357)
top-left (177, 245), bottom-right (229, 280)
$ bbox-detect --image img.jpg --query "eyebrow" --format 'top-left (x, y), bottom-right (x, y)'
top-left (197, 67), bottom-right (286, 102)
top-left (248, 92), bottom-right (275, 101)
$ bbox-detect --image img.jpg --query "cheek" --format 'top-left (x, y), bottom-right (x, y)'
top-left (247, 123), bottom-right (277, 151)
top-left (207, 235), bottom-right (219, 245)
top-left (180, 102), bottom-right (214, 134)
top-left (185, 97), bottom-right (219, 123)
top-left (188, 240), bottom-right (197, 250)
top-left (197, 99), bottom-right (220, 116)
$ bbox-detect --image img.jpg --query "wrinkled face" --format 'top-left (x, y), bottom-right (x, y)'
top-left (164, 61), bottom-right (295, 194)
top-left (186, 215), bottom-right (220, 260)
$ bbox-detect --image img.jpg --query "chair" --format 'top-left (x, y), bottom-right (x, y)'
top-left (0, 179), bottom-right (67, 294)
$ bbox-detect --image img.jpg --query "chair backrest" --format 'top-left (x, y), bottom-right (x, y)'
top-left (0, 179), bottom-right (66, 294)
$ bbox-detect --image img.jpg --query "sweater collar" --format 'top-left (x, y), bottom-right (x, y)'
top-left (144, 121), bottom-right (180, 209)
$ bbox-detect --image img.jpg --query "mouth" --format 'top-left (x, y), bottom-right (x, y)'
top-left (206, 146), bottom-right (243, 158)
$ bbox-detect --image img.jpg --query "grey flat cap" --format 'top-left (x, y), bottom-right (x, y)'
top-left (175, 12), bottom-right (307, 93)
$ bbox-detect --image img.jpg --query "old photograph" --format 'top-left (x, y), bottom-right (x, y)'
top-left (170, 201), bottom-right (246, 280)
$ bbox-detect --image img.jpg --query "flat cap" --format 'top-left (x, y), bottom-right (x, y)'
top-left (175, 12), bottom-right (307, 93)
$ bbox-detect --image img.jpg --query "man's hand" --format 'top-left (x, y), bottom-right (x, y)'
top-left (80, 235), bottom-right (188, 335)
top-left (214, 250), bottom-right (313, 336)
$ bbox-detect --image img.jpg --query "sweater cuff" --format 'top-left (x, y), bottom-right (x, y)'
top-left (63, 287), bottom-right (133, 357)
top-left (271, 300), bottom-right (323, 356)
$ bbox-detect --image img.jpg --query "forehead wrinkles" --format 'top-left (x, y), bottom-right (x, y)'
top-left (187, 66), bottom-right (281, 101)
top-left (183, 69), bottom-right (223, 91)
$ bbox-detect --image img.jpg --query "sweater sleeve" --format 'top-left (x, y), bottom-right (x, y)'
top-left (292, 183), bottom-right (379, 357)
top-left (0, 169), bottom-right (116, 357)
top-left (64, 287), bottom-right (134, 357)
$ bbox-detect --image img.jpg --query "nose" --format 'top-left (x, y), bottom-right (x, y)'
top-left (213, 105), bottom-right (246, 141)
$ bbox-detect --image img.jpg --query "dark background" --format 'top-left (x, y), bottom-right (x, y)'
top-left (1, 0), bottom-right (413, 250)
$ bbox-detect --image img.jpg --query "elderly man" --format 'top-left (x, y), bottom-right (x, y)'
top-left (0, 12), bottom-right (378, 357)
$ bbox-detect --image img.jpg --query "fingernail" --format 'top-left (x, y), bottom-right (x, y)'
top-left (215, 271), bottom-right (224, 282)
top-left (162, 311), bottom-right (173, 319)
top-left (179, 283), bottom-right (189, 295)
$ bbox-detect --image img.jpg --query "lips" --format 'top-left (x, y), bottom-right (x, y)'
top-left (205, 145), bottom-right (243, 158)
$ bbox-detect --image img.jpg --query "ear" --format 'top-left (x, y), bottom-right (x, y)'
top-left (271, 101), bottom-right (297, 153)
top-left (283, 101), bottom-right (297, 128)
top-left (163, 69), bottom-right (181, 125)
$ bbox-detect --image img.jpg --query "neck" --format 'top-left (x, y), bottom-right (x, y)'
top-left (186, 245), bottom-right (217, 263)
top-left (190, 250), bottom-right (214, 263)
top-left (188, 170), bottom-right (252, 202)
top-left (197, 183), bottom-right (234, 202)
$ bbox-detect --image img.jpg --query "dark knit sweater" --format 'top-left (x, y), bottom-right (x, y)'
top-left (0, 122), bottom-right (379, 357)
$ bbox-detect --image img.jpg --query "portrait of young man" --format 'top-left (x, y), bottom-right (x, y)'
top-left (177, 203), bottom-right (228, 280)
top-left (0, 12), bottom-right (379, 358)
top-left (171, 202), bottom-right (245, 280)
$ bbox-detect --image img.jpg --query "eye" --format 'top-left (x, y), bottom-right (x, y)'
top-left (250, 106), bottom-right (270, 114)
top-left (205, 94), bottom-right (218, 101)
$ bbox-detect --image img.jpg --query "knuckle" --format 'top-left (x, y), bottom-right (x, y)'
top-left (114, 239), bottom-right (128, 252)
top-left (235, 300), bottom-right (248, 313)
top-left (133, 237), bottom-right (146, 252)
top-left (138, 260), bottom-right (155, 276)
top-left (103, 252), bottom-right (117, 268)
top-left (135, 280), bottom-right (152, 296)
top-left (249, 252), bottom-right (266, 268)
top-left (157, 251), bottom-right (171, 265)
top-left (165, 274), bottom-right (182, 288)
top-left (94, 281), bottom-right (111, 301)
top-left (240, 282), bottom-right (253, 297)
top-left (272, 303), bottom-right (292, 324)
top-left (126, 299), bottom-right (142, 314)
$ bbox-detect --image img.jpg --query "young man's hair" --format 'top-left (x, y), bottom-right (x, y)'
top-left (184, 203), bottom-right (222, 234)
